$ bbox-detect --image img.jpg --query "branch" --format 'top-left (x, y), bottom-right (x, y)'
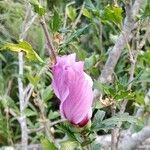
top-left (17, 2), bottom-right (37, 150)
top-left (96, 126), bottom-right (150, 150)
top-left (118, 21), bottom-right (150, 135)
top-left (94, 1), bottom-right (145, 149)
top-left (138, 21), bottom-right (150, 50)
top-left (94, 0), bottom-right (143, 99)
top-left (18, 52), bottom-right (24, 112)
top-left (98, 0), bottom-right (143, 84)
top-left (40, 17), bottom-right (57, 64)
top-left (33, 96), bottom-right (55, 142)
top-left (111, 104), bottom-right (117, 150)
top-left (24, 85), bottom-right (34, 108)
top-left (17, 51), bottom-right (28, 150)
top-left (28, 119), bottom-right (66, 134)
top-left (24, 65), bottom-right (49, 106)
top-left (100, 1), bottom-right (143, 148)
top-left (119, 126), bottom-right (150, 150)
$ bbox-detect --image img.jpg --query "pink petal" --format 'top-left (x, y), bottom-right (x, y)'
top-left (52, 66), bottom-right (69, 101)
top-left (51, 53), bottom-right (93, 127)
top-left (60, 71), bottom-right (93, 124)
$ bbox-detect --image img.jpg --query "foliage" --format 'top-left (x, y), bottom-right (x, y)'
top-left (0, 0), bottom-right (150, 149)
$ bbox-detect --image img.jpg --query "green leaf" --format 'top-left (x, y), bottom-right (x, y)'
top-left (103, 113), bottom-right (137, 124)
top-left (90, 143), bottom-right (101, 150)
top-left (41, 85), bottom-right (53, 101)
top-left (135, 92), bottom-right (145, 105)
top-left (1, 41), bottom-right (44, 63)
top-left (70, 43), bottom-right (88, 60)
top-left (100, 5), bottom-right (123, 24)
top-left (0, 96), bottom-right (19, 112)
top-left (58, 124), bottom-right (76, 140)
top-left (81, 137), bottom-right (95, 147)
top-left (48, 111), bottom-right (60, 120)
top-left (67, 6), bottom-right (77, 21)
top-left (93, 81), bottom-right (111, 95)
top-left (84, 54), bottom-right (97, 69)
top-left (49, 10), bottom-right (61, 32)
top-left (60, 140), bottom-right (79, 150)
top-left (63, 25), bottom-right (90, 46)
top-left (94, 100), bottom-right (104, 109)
top-left (93, 113), bottom-right (137, 130)
top-left (27, 74), bottom-right (40, 86)
top-left (58, 123), bottom-right (81, 142)
top-left (0, 53), bottom-right (6, 62)
top-left (110, 34), bottom-right (118, 43)
top-left (30, 0), bottom-right (46, 16)
top-left (141, 2), bottom-right (150, 19)
top-left (85, 0), bottom-right (95, 10)
top-left (24, 108), bottom-right (37, 117)
top-left (114, 91), bottom-right (135, 101)
top-left (92, 110), bottom-right (105, 128)
top-left (83, 8), bottom-right (93, 19)
top-left (0, 109), bottom-right (8, 144)
top-left (41, 137), bottom-right (57, 150)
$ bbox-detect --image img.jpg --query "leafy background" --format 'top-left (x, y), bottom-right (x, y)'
top-left (0, 0), bottom-right (150, 149)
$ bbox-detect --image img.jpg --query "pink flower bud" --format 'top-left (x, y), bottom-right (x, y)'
top-left (52, 53), bottom-right (93, 127)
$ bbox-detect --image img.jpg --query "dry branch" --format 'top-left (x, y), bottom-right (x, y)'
top-left (40, 17), bottom-right (57, 64)
top-left (17, 2), bottom-right (37, 150)
top-left (98, 0), bottom-right (143, 84)
top-left (94, 0), bottom-right (145, 149)
top-left (96, 126), bottom-right (150, 150)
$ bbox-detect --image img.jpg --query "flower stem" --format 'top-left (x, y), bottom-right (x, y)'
top-left (40, 17), bottom-right (57, 64)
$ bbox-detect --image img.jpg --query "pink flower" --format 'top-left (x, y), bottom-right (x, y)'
top-left (52, 53), bottom-right (93, 127)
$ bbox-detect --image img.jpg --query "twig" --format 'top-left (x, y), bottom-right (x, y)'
top-left (40, 17), bottom-right (57, 64)
top-left (8, 108), bottom-right (18, 118)
top-left (33, 96), bottom-right (55, 142)
top-left (128, 107), bottom-right (144, 133)
top-left (24, 85), bottom-right (34, 108)
top-left (5, 107), bottom-right (13, 145)
top-left (23, 83), bottom-right (32, 96)
top-left (17, 2), bottom-right (37, 150)
top-left (72, 2), bottom-right (85, 29)
top-left (6, 79), bottom-right (13, 96)
top-left (24, 65), bottom-right (49, 106)
top-left (28, 119), bottom-right (66, 134)
top-left (111, 104), bottom-right (117, 150)
top-left (18, 52), bottom-right (24, 112)
top-left (50, 118), bottom-right (67, 126)
top-left (63, 1), bottom-right (75, 30)
top-left (28, 126), bottom-right (44, 134)
top-left (138, 22), bottom-right (150, 50)
top-left (99, 21), bottom-right (103, 52)
top-left (17, 51), bottom-right (28, 150)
